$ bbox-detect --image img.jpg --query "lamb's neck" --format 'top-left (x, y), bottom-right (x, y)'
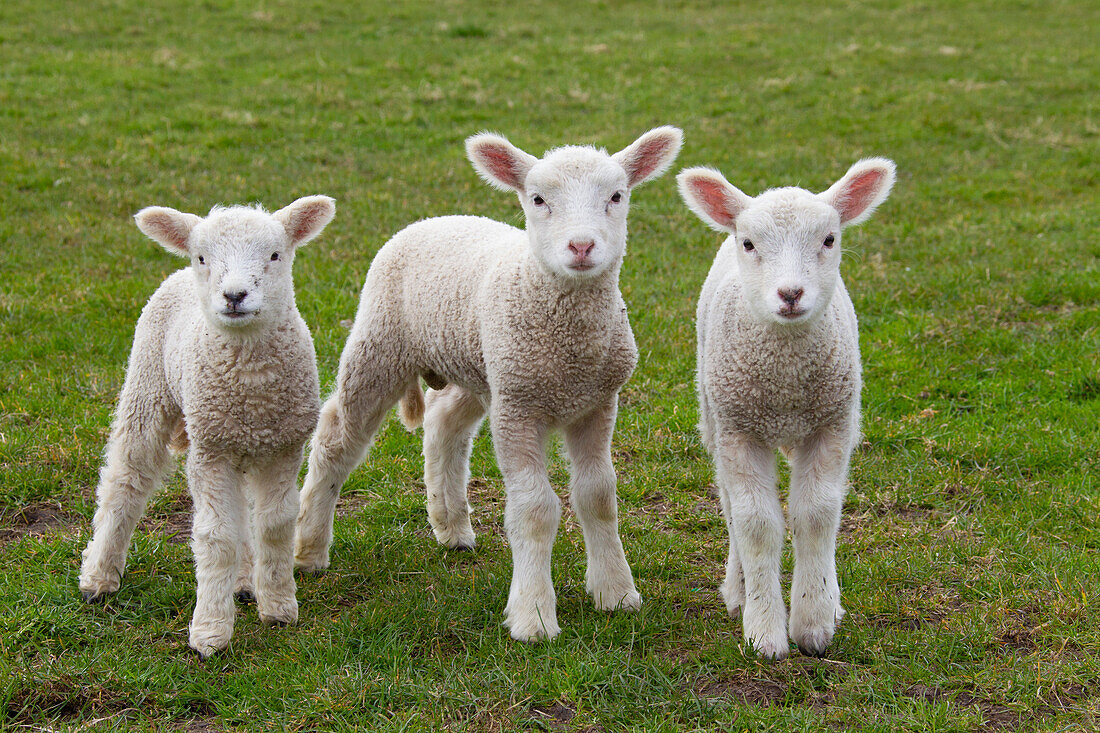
top-left (521, 253), bottom-right (623, 308)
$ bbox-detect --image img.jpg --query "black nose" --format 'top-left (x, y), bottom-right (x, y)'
top-left (778, 287), bottom-right (803, 306)
top-left (224, 290), bottom-right (247, 306)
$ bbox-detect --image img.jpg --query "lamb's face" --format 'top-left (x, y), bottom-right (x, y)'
top-left (133, 195), bottom-right (336, 335)
top-left (521, 149), bottom-right (630, 281)
top-left (465, 127), bottom-right (682, 283)
top-left (734, 189), bottom-right (842, 327)
top-left (188, 209), bottom-right (295, 331)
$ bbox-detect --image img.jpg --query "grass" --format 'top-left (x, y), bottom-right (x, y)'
top-left (1, 0), bottom-right (1097, 730)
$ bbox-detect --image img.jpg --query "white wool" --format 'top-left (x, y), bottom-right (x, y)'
top-left (678, 158), bottom-right (896, 659)
top-left (78, 196), bottom-right (335, 658)
top-left (294, 128), bottom-right (682, 641)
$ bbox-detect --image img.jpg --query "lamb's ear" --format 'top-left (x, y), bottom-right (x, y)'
top-left (613, 126), bottom-right (683, 189)
top-left (466, 133), bottom-right (538, 192)
top-left (819, 157), bottom-right (896, 227)
top-left (134, 207), bottom-right (202, 257)
top-left (274, 195), bottom-right (336, 247)
top-left (676, 167), bottom-right (752, 233)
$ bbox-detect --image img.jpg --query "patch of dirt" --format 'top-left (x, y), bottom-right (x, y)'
top-left (905, 685), bottom-right (1019, 730)
top-left (139, 493), bottom-right (193, 544)
top-left (528, 701), bottom-right (576, 726)
top-left (696, 676), bottom-right (788, 706)
top-left (0, 501), bottom-right (80, 544)
top-left (3, 676), bottom-right (133, 726)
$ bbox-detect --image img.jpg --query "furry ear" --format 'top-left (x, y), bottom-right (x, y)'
top-left (466, 133), bottom-right (539, 192)
top-left (274, 195), bottom-right (336, 247)
top-left (676, 167), bottom-right (752, 233)
top-left (134, 207), bottom-right (202, 257)
top-left (819, 157), bottom-right (896, 227)
top-left (613, 126), bottom-right (683, 188)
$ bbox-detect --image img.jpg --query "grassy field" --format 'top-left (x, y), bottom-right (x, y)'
top-left (1, 0), bottom-right (1098, 730)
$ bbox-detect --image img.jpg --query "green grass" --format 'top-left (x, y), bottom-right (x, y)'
top-left (1, 0), bottom-right (1097, 730)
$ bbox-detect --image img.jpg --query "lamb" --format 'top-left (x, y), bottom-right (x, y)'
top-left (677, 158), bottom-right (896, 659)
top-left (77, 195), bottom-right (336, 658)
top-left (293, 127), bottom-right (682, 641)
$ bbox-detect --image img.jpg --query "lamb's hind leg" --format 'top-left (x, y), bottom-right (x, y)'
top-left (787, 428), bottom-right (850, 657)
top-left (563, 396), bottom-right (640, 612)
top-left (422, 385), bottom-right (486, 550)
top-left (248, 447), bottom-right (304, 626)
top-left (295, 349), bottom-right (408, 571)
top-left (79, 404), bottom-right (178, 603)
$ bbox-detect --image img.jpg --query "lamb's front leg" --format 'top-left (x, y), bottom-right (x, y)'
top-left (787, 428), bottom-right (850, 657)
top-left (563, 397), bottom-right (640, 612)
top-left (715, 432), bottom-right (787, 659)
top-left (248, 448), bottom-right (304, 627)
top-left (492, 408), bottom-right (560, 641)
top-left (187, 450), bottom-right (246, 658)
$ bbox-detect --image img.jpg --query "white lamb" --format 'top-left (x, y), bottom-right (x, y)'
top-left (677, 158), bottom-right (896, 659)
top-left (293, 127), bottom-right (682, 641)
top-left (78, 195), bottom-right (336, 658)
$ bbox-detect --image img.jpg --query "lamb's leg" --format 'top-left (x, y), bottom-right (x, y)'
top-left (715, 431), bottom-right (787, 659)
top-left (234, 504), bottom-right (254, 603)
top-left (422, 385), bottom-right (486, 550)
top-left (787, 428), bottom-right (850, 657)
top-left (187, 450), bottom-right (245, 658)
top-left (562, 397), bottom-right (640, 612)
top-left (716, 486), bottom-right (745, 617)
top-left (247, 448), bottom-right (304, 627)
top-left (492, 408), bottom-right (560, 641)
top-left (294, 357), bottom-right (406, 571)
top-left (79, 404), bottom-right (177, 602)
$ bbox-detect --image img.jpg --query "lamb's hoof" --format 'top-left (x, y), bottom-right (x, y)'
top-left (260, 600), bottom-right (298, 627)
top-left (591, 587), bottom-right (642, 612)
top-left (190, 644), bottom-right (221, 661)
top-left (294, 556), bottom-right (329, 574)
top-left (797, 644), bottom-right (829, 659)
top-left (81, 589), bottom-right (110, 605)
top-left (719, 583), bottom-right (744, 618)
top-left (234, 590), bottom-right (255, 604)
top-left (446, 541), bottom-right (475, 552)
top-left (433, 525), bottom-right (476, 551)
top-left (503, 606), bottom-right (561, 642)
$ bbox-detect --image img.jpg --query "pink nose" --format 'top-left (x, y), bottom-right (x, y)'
top-left (569, 240), bottom-right (595, 259)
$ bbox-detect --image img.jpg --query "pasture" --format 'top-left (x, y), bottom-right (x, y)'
top-left (1, 0), bottom-right (1097, 730)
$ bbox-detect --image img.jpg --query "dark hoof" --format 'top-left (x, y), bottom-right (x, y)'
top-left (82, 589), bottom-right (109, 605)
top-left (449, 543), bottom-right (475, 553)
top-left (234, 590), bottom-right (255, 604)
top-left (190, 646), bottom-right (220, 661)
top-left (797, 644), bottom-right (829, 659)
top-left (263, 618), bottom-right (293, 628)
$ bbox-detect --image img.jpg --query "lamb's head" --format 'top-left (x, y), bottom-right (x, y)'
top-left (678, 158), bottom-right (895, 326)
top-left (134, 195), bottom-right (335, 331)
top-left (466, 126), bottom-right (682, 281)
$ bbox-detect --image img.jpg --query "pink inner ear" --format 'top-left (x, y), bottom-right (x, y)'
top-left (624, 137), bottom-right (671, 186)
top-left (837, 169), bottom-right (884, 222)
top-left (288, 205), bottom-right (325, 242)
top-left (480, 145), bottom-right (523, 188)
top-left (146, 212), bottom-right (191, 250)
top-left (690, 178), bottom-right (737, 228)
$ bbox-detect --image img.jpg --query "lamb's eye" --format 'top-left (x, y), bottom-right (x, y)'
top-left (742, 240), bottom-right (754, 252)
top-left (823, 234), bottom-right (835, 248)
top-left (610, 192), bottom-right (622, 204)
top-left (532, 195), bottom-right (546, 206)
top-left (197, 256), bottom-right (205, 264)
top-left (271, 252), bottom-right (280, 261)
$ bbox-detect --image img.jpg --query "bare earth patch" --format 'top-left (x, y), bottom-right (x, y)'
top-left (0, 501), bottom-right (80, 544)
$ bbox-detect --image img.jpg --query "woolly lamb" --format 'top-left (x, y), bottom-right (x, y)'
top-left (78, 196), bottom-right (335, 658)
top-left (294, 127), bottom-right (682, 641)
top-left (677, 158), bottom-right (896, 659)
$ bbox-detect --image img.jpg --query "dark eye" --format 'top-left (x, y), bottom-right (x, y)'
top-left (532, 195), bottom-right (545, 206)
top-left (197, 256), bottom-right (205, 264)
top-left (271, 252), bottom-right (280, 261)
top-left (742, 240), bottom-right (754, 252)
top-left (610, 192), bottom-right (622, 203)
top-left (823, 234), bottom-right (835, 248)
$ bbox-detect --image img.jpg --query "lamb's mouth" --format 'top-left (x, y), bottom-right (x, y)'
top-left (777, 308), bottom-right (807, 320)
top-left (221, 309), bottom-right (258, 320)
top-left (568, 262), bottom-right (596, 272)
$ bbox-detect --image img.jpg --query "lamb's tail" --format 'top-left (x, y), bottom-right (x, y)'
top-left (397, 380), bottom-right (425, 431)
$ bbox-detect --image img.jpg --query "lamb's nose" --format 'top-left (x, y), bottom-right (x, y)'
top-left (568, 240), bottom-right (595, 258)
top-left (778, 287), bottom-right (803, 306)
top-left (224, 290), bottom-right (247, 306)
